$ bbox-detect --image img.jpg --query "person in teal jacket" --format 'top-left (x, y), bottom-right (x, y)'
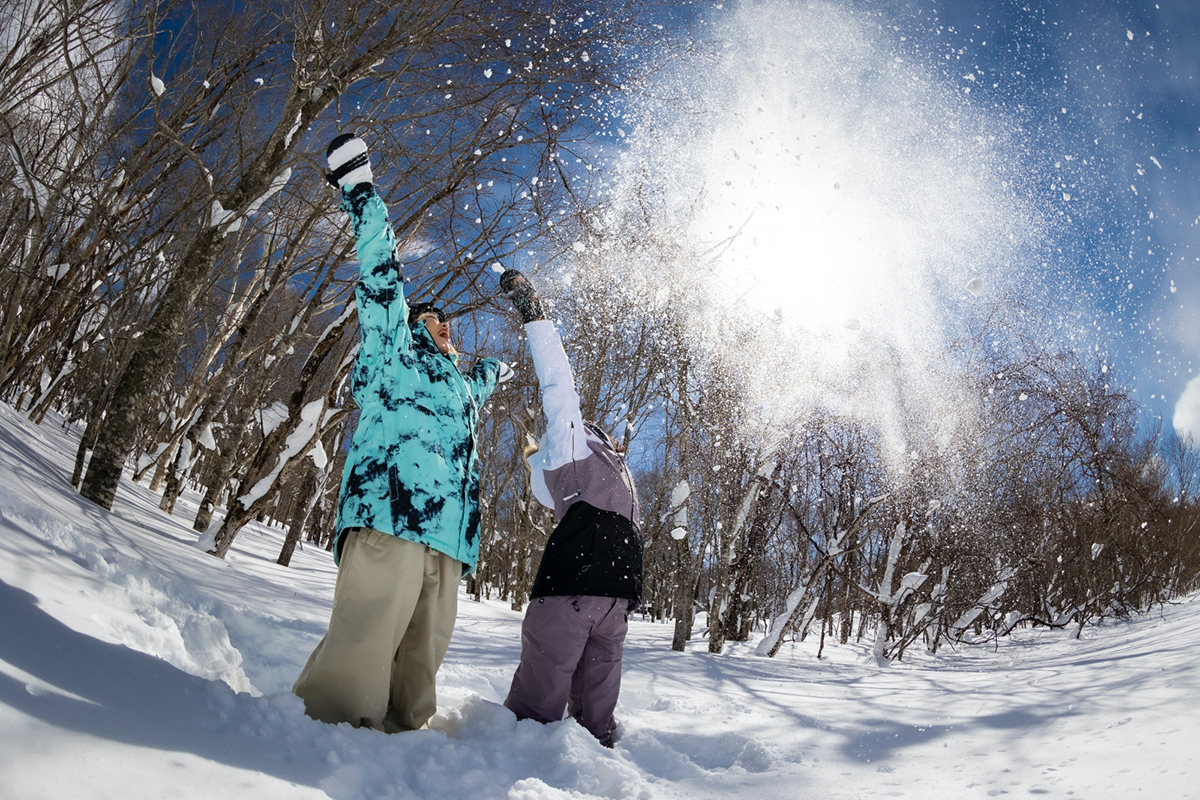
top-left (294, 133), bottom-right (507, 732)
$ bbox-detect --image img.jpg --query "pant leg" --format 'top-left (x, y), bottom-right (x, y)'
top-left (383, 546), bottom-right (461, 732)
top-left (566, 597), bottom-right (628, 746)
top-left (504, 596), bottom-right (590, 724)
top-left (293, 530), bottom-right (425, 727)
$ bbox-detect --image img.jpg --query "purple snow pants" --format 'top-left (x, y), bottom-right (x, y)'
top-left (504, 595), bottom-right (628, 747)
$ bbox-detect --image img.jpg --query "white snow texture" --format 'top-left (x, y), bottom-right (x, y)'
top-left (2, 400), bottom-right (1196, 799)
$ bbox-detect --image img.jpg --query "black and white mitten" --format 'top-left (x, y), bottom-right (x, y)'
top-left (497, 361), bottom-right (515, 384)
top-left (325, 133), bottom-right (373, 189)
top-left (499, 269), bottom-right (546, 323)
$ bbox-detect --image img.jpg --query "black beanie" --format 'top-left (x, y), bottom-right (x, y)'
top-left (408, 302), bottom-right (446, 326)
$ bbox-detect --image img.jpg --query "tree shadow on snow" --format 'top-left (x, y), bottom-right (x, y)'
top-left (838, 707), bottom-right (1057, 763)
top-left (0, 577), bottom-right (334, 792)
top-left (618, 639), bottom-right (1166, 771)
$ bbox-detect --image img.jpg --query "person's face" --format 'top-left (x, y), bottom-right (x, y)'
top-left (417, 312), bottom-right (453, 355)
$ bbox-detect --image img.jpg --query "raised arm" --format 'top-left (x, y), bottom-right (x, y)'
top-left (462, 356), bottom-right (507, 408)
top-left (524, 319), bottom-right (592, 469)
top-left (500, 270), bottom-right (595, 510)
top-left (326, 135), bottom-right (411, 374)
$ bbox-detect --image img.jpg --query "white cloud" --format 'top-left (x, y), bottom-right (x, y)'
top-left (1172, 374), bottom-right (1200, 440)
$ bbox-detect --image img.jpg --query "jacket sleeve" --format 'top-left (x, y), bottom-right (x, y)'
top-left (463, 357), bottom-right (502, 408)
top-left (525, 319), bottom-right (593, 473)
top-left (347, 186), bottom-right (410, 377)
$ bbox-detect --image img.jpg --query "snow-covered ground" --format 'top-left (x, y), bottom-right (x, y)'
top-left (0, 401), bottom-right (1196, 800)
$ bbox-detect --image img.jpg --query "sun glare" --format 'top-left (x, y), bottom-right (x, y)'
top-left (598, 1), bottom-right (1046, 464)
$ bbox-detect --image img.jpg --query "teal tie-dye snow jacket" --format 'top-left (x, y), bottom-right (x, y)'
top-left (333, 185), bottom-right (501, 575)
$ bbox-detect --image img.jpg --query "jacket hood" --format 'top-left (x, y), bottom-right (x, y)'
top-left (410, 316), bottom-right (459, 364)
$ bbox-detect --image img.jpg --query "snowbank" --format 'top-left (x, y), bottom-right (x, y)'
top-left (1, 401), bottom-right (1197, 799)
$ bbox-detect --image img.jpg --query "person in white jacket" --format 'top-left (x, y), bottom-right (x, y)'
top-left (499, 270), bottom-right (643, 748)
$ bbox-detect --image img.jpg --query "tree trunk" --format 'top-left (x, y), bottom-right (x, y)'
top-left (147, 446), bottom-right (177, 492)
top-left (69, 348), bottom-right (131, 488)
top-left (206, 304), bottom-right (354, 557)
top-left (839, 540), bottom-right (857, 644)
top-left (711, 458), bottom-right (778, 653)
top-left (79, 44), bottom-right (350, 510)
top-left (671, 365), bottom-right (696, 651)
top-left (817, 578), bottom-right (833, 659)
top-left (872, 521), bottom-right (908, 662)
top-left (71, 404), bottom-right (104, 489)
top-left (193, 393), bottom-right (262, 533)
top-left (80, 227), bottom-right (222, 509)
top-left (277, 461), bottom-right (319, 567)
top-left (161, 430), bottom-right (216, 515)
top-left (720, 461), bottom-right (783, 644)
top-left (670, 530), bottom-right (694, 651)
top-left (707, 527), bottom-right (731, 653)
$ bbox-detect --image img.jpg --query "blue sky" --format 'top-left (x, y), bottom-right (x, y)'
top-left (858, 0), bottom-right (1200, 431)
top-left (404, 0), bottom-right (1199, 444)
top-left (610, 0), bottom-right (1200, 436)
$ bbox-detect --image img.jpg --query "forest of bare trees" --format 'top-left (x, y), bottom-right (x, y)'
top-left (3, 0), bottom-right (1198, 663)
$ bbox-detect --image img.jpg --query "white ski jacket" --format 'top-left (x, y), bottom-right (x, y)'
top-left (523, 319), bottom-right (642, 604)
top-left (524, 320), bottom-right (639, 526)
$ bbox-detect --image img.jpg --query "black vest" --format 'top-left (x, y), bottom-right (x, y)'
top-left (529, 501), bottom-right (643, 606)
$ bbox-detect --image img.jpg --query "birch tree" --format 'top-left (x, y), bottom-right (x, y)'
top-left (76, 0), bottom-right (671, 516)
top-left (80, 1), bottom-right (414, 509)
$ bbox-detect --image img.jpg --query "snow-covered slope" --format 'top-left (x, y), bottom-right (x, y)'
top-left (0, 401), bottom-right (1196, 799)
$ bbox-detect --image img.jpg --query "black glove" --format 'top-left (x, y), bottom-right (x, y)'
top-left (325, 133), bottom-right (373, 189)
top-left (500, 269), bottom-right (546, 323)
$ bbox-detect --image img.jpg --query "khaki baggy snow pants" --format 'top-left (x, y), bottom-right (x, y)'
top-left (293, 528), bottom-right (460, 731)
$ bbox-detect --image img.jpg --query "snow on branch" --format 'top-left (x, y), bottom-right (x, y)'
top-left (316, 303), bottom-right (356, 344)
top-left (210, 168), bottom-right (293, 237)
top-left (238, 399), bottom-right (325, 507)
top-left (7, 144), bottom-right (50, 216)
top-left (949, 567), bottom-right (1017, 633)
top-left (757, 492), bottom-right (889, 658)
top-left (666, 478), bottom-right (689, 539)
top-left (256, 401), bottom-right (289, 436)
